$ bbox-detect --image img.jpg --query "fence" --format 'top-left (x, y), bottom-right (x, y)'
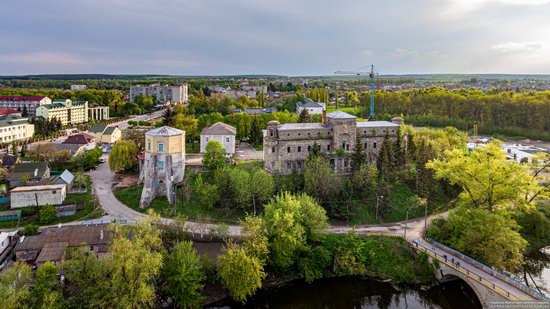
top-left (426, 238), bottom-right (549, 301)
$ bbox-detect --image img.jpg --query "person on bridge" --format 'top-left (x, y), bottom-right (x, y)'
top-left (451, 257), bottom-right (455, 265)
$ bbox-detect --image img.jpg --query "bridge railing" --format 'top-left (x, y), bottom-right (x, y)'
top-left (408, 239), bottom-right (530, 301)
top-left (426, 237), bottom-right (549, 301)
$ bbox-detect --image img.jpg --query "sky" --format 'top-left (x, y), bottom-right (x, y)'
top-left (1, 0), bottom-right (550, 75)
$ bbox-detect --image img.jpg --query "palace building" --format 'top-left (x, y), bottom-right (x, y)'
top-left (263, 110), bottom-right (403, 175)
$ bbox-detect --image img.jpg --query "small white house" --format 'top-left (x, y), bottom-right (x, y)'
top-left (200, 122), bottom-right (237, 155)
top-left (10, 184), bottom-right (67, 208)
top-left (296, 98), bottom-right (326, 116)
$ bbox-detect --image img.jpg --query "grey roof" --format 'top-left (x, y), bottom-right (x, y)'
top-left (0, 115), bottom-right (30, 128)
top-left (200, 122), bottom-right (236, 136)
top-left (59, 170), bottom-right (74, 184)
top-left (297, 98), bottom-right (324, 108)
top-left (53, 143), bottom-right (85, 154)
top-left (327, 110), bottom-right (356, 119)
top-left (8, 162), bottom-right (49, 180)
top-left (278, 123), bottom-right (326, 130)
top-left (103, 126), bottom-right (118, 134)
top-left (145, 126), bottom-right (184, 137)
top-left (357, 121), bottom-right (400, 128)
top-left (89, 124), bottom-right (107, 133)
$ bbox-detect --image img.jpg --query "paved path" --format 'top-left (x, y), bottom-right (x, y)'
top-left (235, 142), bottom-right (263, 161)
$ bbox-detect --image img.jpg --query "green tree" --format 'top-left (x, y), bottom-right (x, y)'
top-left (106, 218), bottom-right (164, 308)
top-left (262, 193), bottom-right (305, 269)
top-left (163, 241), bottom-right (205, 308)
top-left (173, 114), bottom-right (198, 142)
top-left (416, 139), bottom-right (435, 198)
top-left (39, 204), bottom-right (56, 224)
top-left (377, 132), bottom-right (394, 182)
top-left (32, 261), bottom-right (63, 309)
top-left (250, 169), bottom-right (274, 215)
top-left (162, 107), bottom-right (175, 126)
top-left (428, 207), bottom-right (527, 272)
top-left (192, 174), bottom-right (219, 209)
top-left (242, 216), bottom-right (269, 262)
top-left (64, 247), bottom-right (110, 308)
top-left (295, 193), bottom-right (329, 241)
top-left (249, 116), bottom-right (263, 145)
top-left (203, 140), bottom-right (227, 172)
top-left (0, 261), bottom-right (32, 309)
top-left (109, 140), bottom-right (139, 172)
top-left (427, 141), bottom-right (547, 213)
top-left (217, 243), bottom-right (266, 303)
top-left (351, 135), bottom-right (366, 171)
top-left (22, 224), bottom-right (39, 236)
top-left (297, 109), bottom-right (311, 123)
top-left (304, 155), bottom-right (341, 205)
top-left (350, 163), bottom-right (378, 200)
top-left (215, 168), bottom-right (251, 209)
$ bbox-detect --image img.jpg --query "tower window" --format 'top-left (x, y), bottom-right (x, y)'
top-left (298, 146), bottom-right (301, 152)
top-left (287, 147), bottom-right (291, 153)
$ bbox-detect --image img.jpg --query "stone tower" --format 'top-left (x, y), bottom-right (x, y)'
top-left (139, 126), bottom-right (185, 208)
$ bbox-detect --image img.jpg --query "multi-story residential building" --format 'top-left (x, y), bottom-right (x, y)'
top-left (130, 83), bottom-right (188, 104)
top-left (88, 103), bottom-right (109, 121)
top-left (264, 111), bottom-right (403, 175)
top-left (0, 115), bottom-right (35, 144)
top-left (0, 96), bottom-right (52, 115)
top-left (36, 99), bottom-right (88, 125)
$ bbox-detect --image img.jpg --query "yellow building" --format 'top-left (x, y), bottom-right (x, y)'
top-left (139, 126), bottom-right (185, 208)
top-left (87, 124), bottom-right (121, 144)
top-left (35, 99), bottom-right (88, 125)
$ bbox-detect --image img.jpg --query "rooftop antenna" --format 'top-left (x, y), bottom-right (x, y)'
top-left (335, 65), bottom-right (378, 119)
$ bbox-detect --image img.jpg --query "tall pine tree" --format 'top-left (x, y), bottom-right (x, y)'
top-left (351, 135), bottom-right (367, 172)
top-left (416, 139), bottom-right (434, 198)
top-left (377, 132), bottom-right (395, 182)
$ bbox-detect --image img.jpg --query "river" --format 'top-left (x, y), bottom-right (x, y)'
top-left (217, 277), bottom-right (482, 309)
top-left (524, 246), bottom-right (550, 295)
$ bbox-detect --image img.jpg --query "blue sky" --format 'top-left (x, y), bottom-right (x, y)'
top-left (1, 0), bottom-right (550, 75)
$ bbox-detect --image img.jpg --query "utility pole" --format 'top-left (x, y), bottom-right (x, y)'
top-left (375, 195), bottom-right (383, 221)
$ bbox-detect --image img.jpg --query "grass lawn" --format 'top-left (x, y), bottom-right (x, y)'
top-left (251, 144), bottom-right (263, 151)
top-left (113, 184), bottom-right (246, 224)
top-left (186, 142), bottom-right (200, 154)
top-left (0, 176), bottom-right (103, 229)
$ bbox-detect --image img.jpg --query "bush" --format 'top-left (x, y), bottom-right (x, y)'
top-left (298, 245), bottom-right (332, 283)
top-left (21, 206), bottom-right (39, 217)
top-left (39, 205), bottom-right (56, 224)
top-left (22, 224), bottom-right (39, 236)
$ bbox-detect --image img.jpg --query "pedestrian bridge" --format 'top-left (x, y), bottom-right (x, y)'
top-left (409, 238), bottom-right (549, 308)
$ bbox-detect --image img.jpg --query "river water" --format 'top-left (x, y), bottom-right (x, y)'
top-left (524, 246), bottom-right (550, 295)
top-left (219, 277), bottom-right (482, 309)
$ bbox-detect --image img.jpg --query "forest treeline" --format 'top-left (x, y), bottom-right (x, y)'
top-left (358, 87), bottom-right (550, 140)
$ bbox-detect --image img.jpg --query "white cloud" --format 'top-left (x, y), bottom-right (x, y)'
top-left (361, 50), bottom-right (374, 57)
top-left (490, 41), bottom-right (543, 53)
top-left (390, 48), bottom-right (446, 61)
top-left (443, 0), bottom-right (550, 17)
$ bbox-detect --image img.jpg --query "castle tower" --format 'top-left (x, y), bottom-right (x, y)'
top-left (139, 126), bottom-right (185, 208)
top-left (263, 120), bottom-right (280, 173)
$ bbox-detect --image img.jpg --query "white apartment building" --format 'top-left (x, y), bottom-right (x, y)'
top-left (70, 84), bottom-right (87, 90)
top-left (36, 99), bottom-right (88, 125)
top-left (88, 104), bottom-right (109, 121)
top-left (130, 83), bottom-right (189, 104)
top-left (0, 96), bottom-right (52, 116)
top-left (0, 115), bottom-right (35, 144)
